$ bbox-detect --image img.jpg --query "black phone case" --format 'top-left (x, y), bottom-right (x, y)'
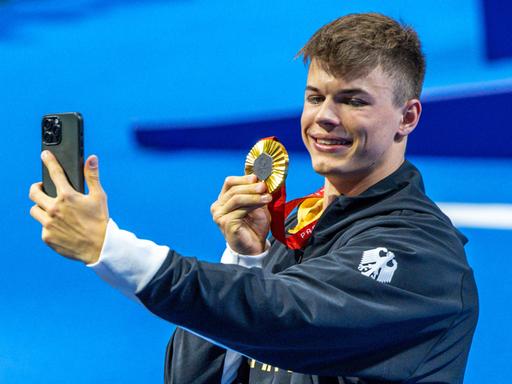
top-left (42, 112), bottom-right (84, 197)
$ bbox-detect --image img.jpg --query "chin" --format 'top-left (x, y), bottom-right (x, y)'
top-left (311, 157), bottom-right (369, 179)
top-left (311, 158), bottom-right (345, 176)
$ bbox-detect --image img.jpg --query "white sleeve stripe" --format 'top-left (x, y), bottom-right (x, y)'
top-left (87, 219), bottom-right (169, 299)
top-left (224, 241), bottom-right (270, 268)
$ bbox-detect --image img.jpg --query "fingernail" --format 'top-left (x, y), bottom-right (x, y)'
top-left (261, 194), bottom-right (272, 203)
top-left (41, 150), bottom-right (49, 159)
top-left (89, 156), bottom-right (98, 169)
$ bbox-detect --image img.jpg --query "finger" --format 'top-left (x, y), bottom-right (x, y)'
top-left (41, 150), bottom-right (73, 194)
top-left (218, 174), bottom-right (258, 198)
top-left (216, 193), bottom-right (272, 217)
top-left (29, 182), bottom-right (54, 211)
top-left (84, 155), bottom-right (104, 196)
top-left (30, 204), bottom-right (49, 226)
top-left (218, 181), bottom-right (267, 205)
top-left (218, 205), bottom-right (269, 226)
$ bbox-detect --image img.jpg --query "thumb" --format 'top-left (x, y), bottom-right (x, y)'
top-left (84, 155), bottom-right (104, 195)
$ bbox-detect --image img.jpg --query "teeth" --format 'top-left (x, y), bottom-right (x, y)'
top-left (316, 138), bottom-right (351, 145)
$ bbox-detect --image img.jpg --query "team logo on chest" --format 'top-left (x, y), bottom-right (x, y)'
top-left (358, 247), bottom-right (397, 283)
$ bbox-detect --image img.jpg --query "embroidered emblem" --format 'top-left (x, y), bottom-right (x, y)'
top-left (358, 247), bottom-right (397, 283)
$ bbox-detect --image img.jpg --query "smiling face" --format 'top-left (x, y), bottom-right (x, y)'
top-left (301, 60), bottom-right (421, 196)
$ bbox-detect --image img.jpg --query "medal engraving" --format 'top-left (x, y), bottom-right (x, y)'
top-left (253, 153), bottom-right (273, 180)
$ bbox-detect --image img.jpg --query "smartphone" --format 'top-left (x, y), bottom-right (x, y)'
top-left (42, 112), bottom-right (84, 197)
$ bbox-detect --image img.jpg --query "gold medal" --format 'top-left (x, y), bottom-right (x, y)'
top-left (244, 137), bottom-right (289, 193)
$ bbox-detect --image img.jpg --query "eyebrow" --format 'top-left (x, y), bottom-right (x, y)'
top-left (305, 85), bottom-right (371, 97)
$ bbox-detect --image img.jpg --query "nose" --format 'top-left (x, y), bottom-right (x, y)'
top-left (314, 99), bottom-right (340, 131)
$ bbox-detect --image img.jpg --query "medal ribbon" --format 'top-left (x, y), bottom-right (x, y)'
top-left (268, 184), bottom-right (324, 249)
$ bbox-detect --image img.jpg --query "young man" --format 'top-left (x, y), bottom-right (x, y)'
top-left (29, 13), bottom-right (478, 383)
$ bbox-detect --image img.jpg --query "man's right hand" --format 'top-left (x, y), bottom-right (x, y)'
top-left (210, 174), bottom-right (272, 255)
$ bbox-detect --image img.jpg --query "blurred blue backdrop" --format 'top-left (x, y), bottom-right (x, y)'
top-left (1, 0), bottom-right (511, 383)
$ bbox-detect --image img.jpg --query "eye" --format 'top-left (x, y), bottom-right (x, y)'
top-left (306, 95), bottom-right (324, 105)
top-left (343, 98), bottom-right (368, 107)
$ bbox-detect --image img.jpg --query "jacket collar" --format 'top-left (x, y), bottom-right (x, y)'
top-left (313, 160), bottom-right (432, 236)
top-left (354, 160), bottom-right (424, 200)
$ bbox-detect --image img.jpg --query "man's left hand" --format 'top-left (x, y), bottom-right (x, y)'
top-left (29, 151), bottom-right (109, 265)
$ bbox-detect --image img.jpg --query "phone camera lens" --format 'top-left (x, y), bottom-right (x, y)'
top-left (43, 117), bottom-right (62, 145)
top-left (44, 131), bottom-right (54, 143)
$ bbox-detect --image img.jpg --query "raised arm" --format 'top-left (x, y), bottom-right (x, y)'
top-left (134, 218), bottom-right (475, 379)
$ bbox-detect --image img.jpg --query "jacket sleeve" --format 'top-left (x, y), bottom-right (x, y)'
top-left (136, 216), bottom-right (472, 379)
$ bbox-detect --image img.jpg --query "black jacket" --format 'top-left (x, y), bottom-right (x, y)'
top-left (137, 161), bottom-right (478, 383)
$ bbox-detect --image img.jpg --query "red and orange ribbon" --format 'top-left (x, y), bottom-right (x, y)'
top-left (268, 184), bottom-right (324, 249)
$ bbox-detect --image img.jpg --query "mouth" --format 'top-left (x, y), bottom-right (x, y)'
top-left (311, 135), bottom-right (353, 152)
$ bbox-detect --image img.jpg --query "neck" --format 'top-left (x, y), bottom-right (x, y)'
top-left (322, 157), bottom-right (405, 210)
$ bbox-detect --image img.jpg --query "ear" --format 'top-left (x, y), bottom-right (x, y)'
top-left (398, 99), bottom-right (422, 137)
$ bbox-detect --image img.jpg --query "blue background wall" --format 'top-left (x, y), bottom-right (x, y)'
top-left (1, 1), bottom-right (511, 383)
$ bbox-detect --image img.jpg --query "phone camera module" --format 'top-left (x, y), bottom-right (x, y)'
top-left (42, 117), bottom-right (62, 145)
